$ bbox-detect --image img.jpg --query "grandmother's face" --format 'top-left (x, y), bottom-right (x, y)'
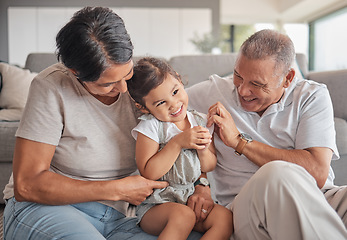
top-left (83, 60), bottom-right (134, 98)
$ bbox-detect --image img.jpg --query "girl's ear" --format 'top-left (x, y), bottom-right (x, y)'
top-left (135, 103), bottom-right (149, 114)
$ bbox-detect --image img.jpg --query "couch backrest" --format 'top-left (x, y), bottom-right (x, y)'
top-left (307, 69), bottom-right (347, 120)
top-left (169, 53), bottom-right (308, 88)
top-left (24, 52), bottom-right (308, 88)
top-left (169, 53), bottom-right (238, 88)
top-left (295, 53), bottom-right (309, 77)
top-left (25, 53), bottom-right (58, 73)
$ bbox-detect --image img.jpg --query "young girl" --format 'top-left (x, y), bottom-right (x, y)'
top-left (127, 57), bottom-right (233, 240)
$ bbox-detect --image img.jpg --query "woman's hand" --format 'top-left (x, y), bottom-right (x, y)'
top-left (207, 102), bottom-right (239, 149)
top-left (112, 175), bottom-right (168, 205)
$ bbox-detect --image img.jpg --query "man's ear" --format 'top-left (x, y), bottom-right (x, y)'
top-left (283, 68), bottom-right (295, 88)
top-left (135, 103), bottom-right (150, 113)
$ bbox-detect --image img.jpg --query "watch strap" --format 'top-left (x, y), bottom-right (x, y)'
top-left (235, 134), bottom-right (249, 156)
top-left (194, 177), bottom-right (210, 187)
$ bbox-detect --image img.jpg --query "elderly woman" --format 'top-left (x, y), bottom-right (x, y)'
top-left (3, 7), bottom-right (203, 240)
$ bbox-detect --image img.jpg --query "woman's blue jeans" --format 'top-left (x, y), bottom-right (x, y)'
top-left (3, 198), bottom-right (202, 239)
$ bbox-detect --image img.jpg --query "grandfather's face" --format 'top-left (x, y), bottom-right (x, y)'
top-left (233, 55), bottom-right (293, 116)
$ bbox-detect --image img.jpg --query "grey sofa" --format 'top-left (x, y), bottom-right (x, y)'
top-left (1, 52), bottom-right (347, 204)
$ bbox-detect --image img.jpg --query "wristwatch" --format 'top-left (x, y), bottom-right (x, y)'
top-left (194, 177), bottom-right (210, 187)
top-left (234, 133), bottom-right (253, 156)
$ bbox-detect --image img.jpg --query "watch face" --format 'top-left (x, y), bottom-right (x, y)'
top-left (200, 178), bottom-right (209, 186)
top-left (240, 133), bottom-right (253, 142)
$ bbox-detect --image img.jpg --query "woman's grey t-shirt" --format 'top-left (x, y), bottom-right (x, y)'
top-left (4, 63), bottom-right (140, 215)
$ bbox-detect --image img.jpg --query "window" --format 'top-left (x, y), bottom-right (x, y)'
top-left (283, 24), bottom-right (308, 57)
top-left (310, 7), bottom-right (347, 71)
top-left (221, 23), bottom-right (308, 59)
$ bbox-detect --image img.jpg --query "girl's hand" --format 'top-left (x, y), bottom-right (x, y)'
top-left (173, 126), bottom-right (212, 150)
top-left (207, 102), bottom-right (239, 148)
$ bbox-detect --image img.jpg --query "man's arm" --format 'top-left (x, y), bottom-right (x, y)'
top-left (236, 140), bottom-right (332, 188)
top-left (207, 101), bottom-right (332, 188)
top-left (187, 173), bottom-right (215, 222)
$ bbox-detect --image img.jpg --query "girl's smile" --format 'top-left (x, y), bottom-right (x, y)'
top-left (171, 105), bottom-right (183, 117)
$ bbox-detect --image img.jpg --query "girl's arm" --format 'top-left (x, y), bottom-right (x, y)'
top-left (197, 137), bottom-right (217, 172)
top-left (135, 133), bottom-right (182, 180)
top-left (136, 126), bottom-right (213, 180)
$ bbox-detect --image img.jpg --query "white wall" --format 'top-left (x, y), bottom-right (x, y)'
top-left (8, 7), bottom-right (211, 67)
top-left (220, 0), bottom-right (347, 24)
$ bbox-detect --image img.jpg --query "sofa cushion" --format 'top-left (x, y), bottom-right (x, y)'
top-left (0, 120), bottom-right (19, 163)
top-left (0, 63), bottom-right (37, 121)
top-left (0, 72), bottom-right (2, 94)
top-left (335, 117), bottom-right (347, 156)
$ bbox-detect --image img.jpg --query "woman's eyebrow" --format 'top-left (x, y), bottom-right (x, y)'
top-left (122, 67), bottom-right (134, 80)
top-left (115, 66), bottom-right (134, 82)
top-left (99, 66), bottom-right (134, 86)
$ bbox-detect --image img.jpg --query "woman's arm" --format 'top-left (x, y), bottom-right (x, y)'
top-left (13, 137), bottom-right (167, 205)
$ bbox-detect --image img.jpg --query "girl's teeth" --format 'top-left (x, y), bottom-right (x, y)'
top-left (172, 106), bottom-right (182, 115)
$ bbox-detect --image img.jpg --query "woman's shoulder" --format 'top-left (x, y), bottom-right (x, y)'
top-left (35, 63), bottom-right (69, 80)
top-left (31, 63), bottom-right (80, 95)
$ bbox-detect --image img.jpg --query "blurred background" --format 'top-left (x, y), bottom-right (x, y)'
top-left (1, 0), bottom-right (347, 72)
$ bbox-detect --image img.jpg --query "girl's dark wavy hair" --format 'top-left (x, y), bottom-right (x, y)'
top-left (127, 57), bottom-right (181, 108)
top-left (56, 6), bottom-right (133, 82)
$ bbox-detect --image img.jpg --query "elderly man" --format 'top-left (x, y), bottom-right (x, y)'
top-left (187, 29), bottom-right (347, 239)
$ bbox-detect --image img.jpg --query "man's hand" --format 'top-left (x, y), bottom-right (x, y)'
top-left (187, 185), bottom-right (215, 222)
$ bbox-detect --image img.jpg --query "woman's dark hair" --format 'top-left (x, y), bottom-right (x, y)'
top-left (56, 6), bottom-right (133, 82)
top-left (127, 57), bottom-right (181, 108)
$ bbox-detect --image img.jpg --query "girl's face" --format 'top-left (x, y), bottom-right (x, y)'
top-left (82, 61), bottom-right (134, 98)
top-left (143, 74), bottom-right (188, 123)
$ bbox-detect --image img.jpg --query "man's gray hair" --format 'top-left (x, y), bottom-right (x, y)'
top-left (239, 29), bottom-right (295, 77)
